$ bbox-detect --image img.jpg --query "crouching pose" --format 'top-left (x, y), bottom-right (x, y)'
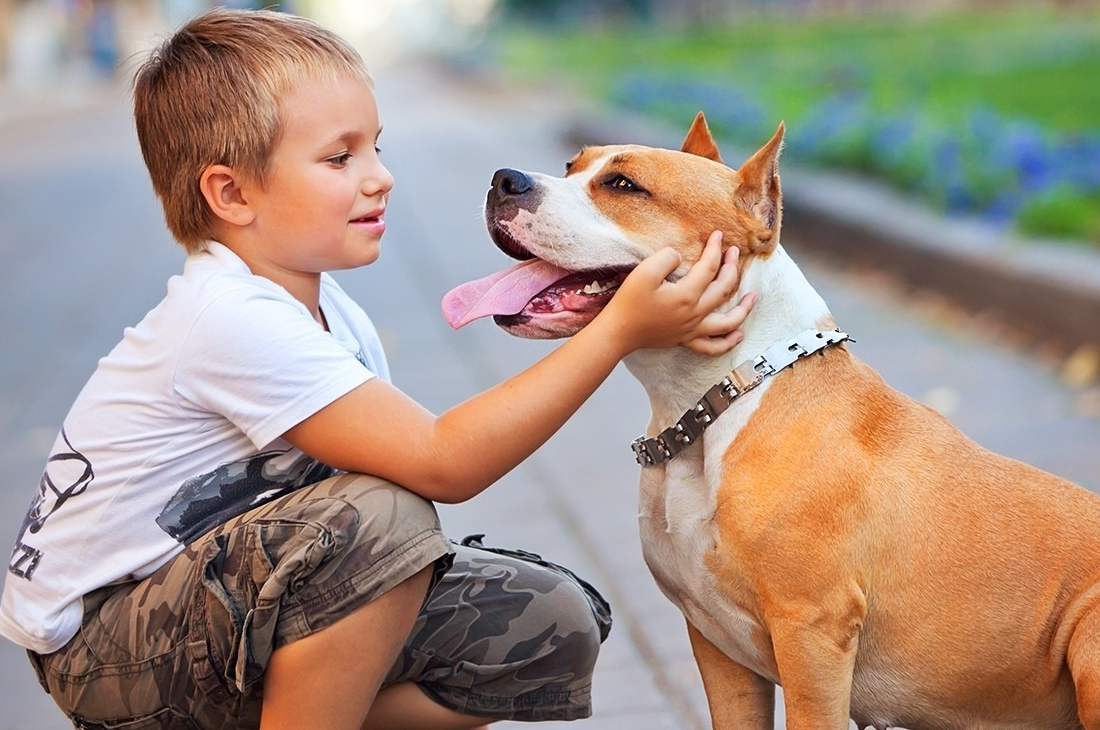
top-left (0, 8), bottom-right (752, 730)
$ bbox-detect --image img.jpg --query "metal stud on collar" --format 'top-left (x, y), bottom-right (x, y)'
top-left (631, 329), bottom-right (851, 466)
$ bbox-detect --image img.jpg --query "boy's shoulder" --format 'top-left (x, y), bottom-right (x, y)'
top-left (124, 243), bottom-right (307, 357)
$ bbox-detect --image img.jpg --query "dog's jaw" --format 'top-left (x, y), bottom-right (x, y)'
top-left (624, 244), bottom-right (833, 435)
top-left (476, 167), bottom-right (655, 338)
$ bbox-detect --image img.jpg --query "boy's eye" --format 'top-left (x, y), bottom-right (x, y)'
top-left (327, 152), bottom-right (352, 166)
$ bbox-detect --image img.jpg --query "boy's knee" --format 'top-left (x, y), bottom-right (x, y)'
top-left (536, 575), bottom-right (603, 673)
top-left (459, 547), bottom-right (606, 673)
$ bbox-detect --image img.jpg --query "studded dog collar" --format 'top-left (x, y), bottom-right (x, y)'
top-left (631, 329), bottom-right (852, 466)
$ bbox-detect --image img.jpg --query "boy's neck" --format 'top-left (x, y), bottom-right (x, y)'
top-left (220, 240), bottom-right (326, 328)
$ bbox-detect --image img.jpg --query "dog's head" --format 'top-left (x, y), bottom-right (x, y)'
top-left (442, 113), bottom-right (785, 338)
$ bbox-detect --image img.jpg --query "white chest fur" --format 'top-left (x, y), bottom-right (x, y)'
top-left (628, 245), bottom-right (832, 685)
top-left (635, 383), bottom-right (780, 683)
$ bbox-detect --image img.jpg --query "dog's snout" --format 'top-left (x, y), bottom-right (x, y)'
top-left (485, 167), bottom-right (540, 261)
top-left (492, 168), bottom-right (534, 198)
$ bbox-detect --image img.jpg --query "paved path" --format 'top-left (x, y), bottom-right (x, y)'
top-left (1, 61), bottom-right (1099, 730)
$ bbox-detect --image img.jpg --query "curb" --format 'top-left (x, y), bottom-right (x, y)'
top-left (563, 111), bottom-right (1100, 357)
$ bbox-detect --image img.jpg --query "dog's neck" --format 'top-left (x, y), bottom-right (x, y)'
top-left (624, 244), bottom-right (834, 429)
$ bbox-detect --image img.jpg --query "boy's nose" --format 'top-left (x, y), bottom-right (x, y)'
top-left (363, 163), bottom-right (395, 195)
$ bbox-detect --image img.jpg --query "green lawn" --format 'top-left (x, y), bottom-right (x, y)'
top-left (490, 9), bottom-right (1100, 133)
top-left (484, 8), bottom-right (1100, 242)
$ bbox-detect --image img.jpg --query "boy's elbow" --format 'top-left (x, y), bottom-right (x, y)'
top-left (415, 472), bottom-right (486, 505)
top-left (429, 490), bottom-right (475, 505)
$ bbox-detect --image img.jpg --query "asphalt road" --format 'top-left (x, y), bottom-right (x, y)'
top-left (1, 60), bottom-right (1099, 730)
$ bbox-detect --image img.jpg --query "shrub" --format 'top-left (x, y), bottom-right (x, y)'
top-left (1016, 186), bottom-right (1100, 244)
top-left (609, 73), bottom-right (1100, 242)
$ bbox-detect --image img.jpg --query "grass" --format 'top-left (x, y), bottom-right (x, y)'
top-left (482, 7), bottom-right (1100, 243)
top-left (490, 9), bottom-right (1100, 133)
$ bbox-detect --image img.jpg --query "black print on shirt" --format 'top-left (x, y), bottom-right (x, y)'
top-left (156, 450), bottom-right (335, 544)
top-left (9, 429), bottom-right (94, 581)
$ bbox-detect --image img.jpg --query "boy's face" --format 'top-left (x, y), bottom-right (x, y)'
top-left (245, 73), bottom-right (393, 274)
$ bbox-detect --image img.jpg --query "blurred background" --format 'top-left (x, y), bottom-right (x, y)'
top-left (1, 3), bottom-right (1099, 728)
top-left (489, 0), bottom-right (1100, 245)
top-left (2, 0), bottom-right (1099, 243)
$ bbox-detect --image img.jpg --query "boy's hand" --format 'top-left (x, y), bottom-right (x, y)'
top-left (602, 230), bottom-right (757, 356)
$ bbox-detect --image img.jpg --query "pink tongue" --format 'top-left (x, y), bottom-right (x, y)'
top-left (442, 259), bottom-right (573, 329)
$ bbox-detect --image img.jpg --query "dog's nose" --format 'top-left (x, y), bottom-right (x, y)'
top-left (491, 168), bottom-right (534, 197)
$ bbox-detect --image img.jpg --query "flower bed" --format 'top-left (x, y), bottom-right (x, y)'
top-left (490, 9), bottom-right (1100, 245)
top-left (611, 74), bottom-right (1100, 244)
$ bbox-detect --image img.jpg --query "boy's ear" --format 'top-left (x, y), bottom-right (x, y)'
top-left (735, 122), bottom-right (785, 245)
top-left (199, 164), bottom-right (255, 227)
top-left (680, 111), bottom-right (724, 164)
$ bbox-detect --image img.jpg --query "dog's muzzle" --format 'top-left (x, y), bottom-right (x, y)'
top-left (486, 168), bottom-right (543, 260)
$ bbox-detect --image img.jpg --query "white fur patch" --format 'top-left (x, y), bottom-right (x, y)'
top-left (502, 159), bottom-right (650, 270)
top-left (628, 244), bottom-right (835, 684)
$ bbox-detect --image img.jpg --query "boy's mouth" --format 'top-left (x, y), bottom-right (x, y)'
top-left (352, 207), bottom-right (385, 224)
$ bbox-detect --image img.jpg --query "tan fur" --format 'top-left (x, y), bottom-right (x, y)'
top-left (488, 114), bottom-right (1100, 729)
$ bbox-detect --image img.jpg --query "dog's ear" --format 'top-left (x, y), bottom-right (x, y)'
top-left (735, 122), bottom-right (785, 246)
top-left (680, 112), bottom-right (724, 163)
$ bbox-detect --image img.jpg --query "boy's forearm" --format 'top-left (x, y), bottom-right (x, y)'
top-left (431, 317), bottom-right (631, 500)
top-left (281, 317), bottom-right (634, 504)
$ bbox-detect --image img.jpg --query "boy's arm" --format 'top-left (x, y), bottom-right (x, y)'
top-left (284, 233), bottom-right (754, 503)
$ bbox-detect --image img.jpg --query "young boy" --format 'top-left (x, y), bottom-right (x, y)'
top-left (0, 8), bottom-right (754, 730)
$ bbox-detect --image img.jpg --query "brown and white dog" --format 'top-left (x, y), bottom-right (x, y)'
top-left (442, 113), bottom-right (1100, 730)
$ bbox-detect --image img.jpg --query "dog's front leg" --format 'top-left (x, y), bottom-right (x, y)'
top-left (687, 621), bottom-right (774, 729)
top-left (769, 599), bottom-right (864, 730)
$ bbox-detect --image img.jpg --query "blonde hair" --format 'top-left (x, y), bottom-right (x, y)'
top-left (133, 8), bottom-right (372, 253)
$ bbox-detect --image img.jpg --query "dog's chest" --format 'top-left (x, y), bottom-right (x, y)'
top-left (637, 449), bottom-right (778, 682)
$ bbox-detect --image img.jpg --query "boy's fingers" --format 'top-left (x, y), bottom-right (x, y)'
top-left (726, 292), bottom-right (758, 324)
top-left (684, 329), bottom-right (744, 356)
top-left (677, 231), bottom-right (724, 291)
top-left (698, 246), bottom-right (742, 310)
top-left (690, 292), bottom-right (757, 340)
top-left (634, 247), bottom-right (683, 285)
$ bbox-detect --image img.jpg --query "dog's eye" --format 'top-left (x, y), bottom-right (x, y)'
top-left (606, 175), bottom-right (642, 192)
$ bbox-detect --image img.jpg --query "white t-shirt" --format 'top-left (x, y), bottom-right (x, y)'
top-left (0, 242), bottom-right (386, 653)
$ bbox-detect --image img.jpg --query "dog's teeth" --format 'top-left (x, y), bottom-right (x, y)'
top-left (583, 280), bottom-right (603, 295)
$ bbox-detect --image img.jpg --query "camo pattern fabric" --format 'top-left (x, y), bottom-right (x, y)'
top-left (385, 537), bottom-right (607, 721)
top-left (28, 473), bottom-right (607, 729)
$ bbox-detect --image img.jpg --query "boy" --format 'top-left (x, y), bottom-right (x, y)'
top-left (0, 8), bottom-right (754, 730)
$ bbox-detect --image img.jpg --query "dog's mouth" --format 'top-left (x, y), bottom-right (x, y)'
top-left (442, 208), bottom-right (635, 338)
top-left (441, 259), bottom-right (631, 336)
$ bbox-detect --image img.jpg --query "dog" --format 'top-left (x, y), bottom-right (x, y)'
top-left (441, 113), bottom-right (1100, 729)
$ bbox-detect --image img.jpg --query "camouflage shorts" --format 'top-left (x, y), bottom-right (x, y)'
top-left (28, 474), bottom-right (609, 728)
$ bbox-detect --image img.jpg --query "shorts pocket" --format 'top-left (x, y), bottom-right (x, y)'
top-left (193, 517), bottom-right (340, 694)
top-left (70, 707), bottom-right (200, 729)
